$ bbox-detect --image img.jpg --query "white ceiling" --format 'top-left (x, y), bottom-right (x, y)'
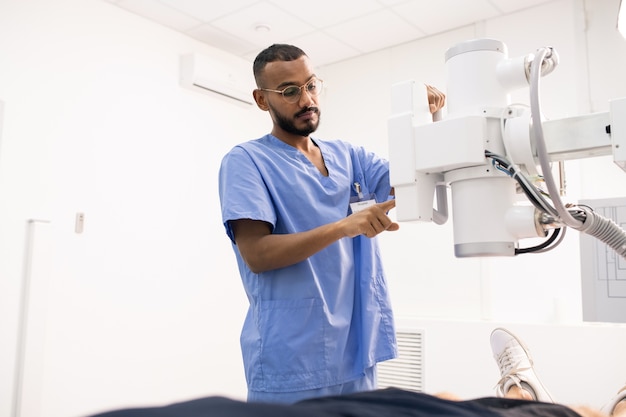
top-left (103, 0), bottom-right (553, 66)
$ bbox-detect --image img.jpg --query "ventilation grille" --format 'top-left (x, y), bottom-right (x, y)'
top-left (377, 329), bottom-right (424, 392)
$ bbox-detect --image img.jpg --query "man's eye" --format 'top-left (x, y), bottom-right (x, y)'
top-left (306, 82), bottom-right (317, 92)
top-left (282, 87), bottom-right (300, 97)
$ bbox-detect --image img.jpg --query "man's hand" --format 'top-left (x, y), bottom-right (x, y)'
top-left (426, 84), bottom-right (446, 114)
top-left (341, 199), bottom-right (399, 239)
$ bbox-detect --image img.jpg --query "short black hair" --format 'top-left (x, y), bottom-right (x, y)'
top-left (253, 44), bottom-right (307, 86)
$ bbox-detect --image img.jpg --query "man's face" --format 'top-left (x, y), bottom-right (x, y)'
top-left (255, 56), bottom-right (321, 138)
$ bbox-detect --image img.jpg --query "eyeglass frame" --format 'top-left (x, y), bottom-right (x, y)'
top-left (257, 78), bottom-right (324, 103)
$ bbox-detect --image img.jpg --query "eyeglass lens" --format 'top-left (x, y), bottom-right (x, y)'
top-left (282, 79), bottom-right (322, 102)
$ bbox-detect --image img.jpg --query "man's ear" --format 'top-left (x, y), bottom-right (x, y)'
top-left (253, 89), bottom-right (269, 111)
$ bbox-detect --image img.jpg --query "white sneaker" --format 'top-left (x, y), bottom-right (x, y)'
top-left (601, 385), bottom-right (626, 416)
top-left (490, 328), bottom-right (554, 403)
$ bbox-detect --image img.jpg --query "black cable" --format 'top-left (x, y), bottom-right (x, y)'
top-left (485, 150), bottom-right (558, 217)
top-left (484, 150), bottom-right (571, 255)
top-left (515, 227), bottom-right (563, 255)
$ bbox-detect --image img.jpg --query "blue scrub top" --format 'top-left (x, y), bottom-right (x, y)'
top-left (219, 134), bottom-right (397, 393)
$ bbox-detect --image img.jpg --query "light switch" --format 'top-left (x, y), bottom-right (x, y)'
top-left (75, 212), bottom-right (84, 234)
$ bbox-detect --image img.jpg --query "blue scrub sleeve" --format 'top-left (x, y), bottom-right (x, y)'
top-left (219, 146), bottom-right (277, 244)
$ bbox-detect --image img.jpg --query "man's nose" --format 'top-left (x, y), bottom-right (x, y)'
top-left (298, 87), bottom-right (315, 106)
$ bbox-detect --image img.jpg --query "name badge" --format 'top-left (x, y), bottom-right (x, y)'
top-left (349, 182), bottom-right (377, 214)
top-left (350, 198), bottom-right (377, 213)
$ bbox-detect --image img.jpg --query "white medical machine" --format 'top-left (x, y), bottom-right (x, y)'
top-left (388, 38), bottom-right (626, 259)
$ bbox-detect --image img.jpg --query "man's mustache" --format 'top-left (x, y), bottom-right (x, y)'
top-left (295, 106), bottom-right (319, 117)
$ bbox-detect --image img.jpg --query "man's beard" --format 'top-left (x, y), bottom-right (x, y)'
top-left (272, 106), bottom-right (321, 137)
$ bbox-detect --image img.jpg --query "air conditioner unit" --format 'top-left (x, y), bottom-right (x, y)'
top-left (180, 53), bottom-right (254, 106)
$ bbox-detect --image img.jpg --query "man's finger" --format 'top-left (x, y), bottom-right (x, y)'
top-left (378, 199), bottom-right (396, 211)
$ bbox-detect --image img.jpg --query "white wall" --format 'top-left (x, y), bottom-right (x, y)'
top-left (0, 1), bottom-right (266, 416)
top-left (1, 0), bottom-right (625, 416)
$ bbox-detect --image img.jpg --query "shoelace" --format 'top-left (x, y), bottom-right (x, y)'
top-left (493, 345), bottom-right (533, 395)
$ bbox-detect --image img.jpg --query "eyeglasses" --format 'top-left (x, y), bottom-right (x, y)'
top-left (258, 78), bottom-right (324, 103)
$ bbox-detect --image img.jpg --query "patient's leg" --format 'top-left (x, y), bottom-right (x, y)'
top-left (502, 384), bottom-right (535, 401)
top-left (490, 328), bottom-right (553, 402)
top-left (433, 392), bottom-right (463, 401)
top-left (490, 328), bottom-right (623, 417)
